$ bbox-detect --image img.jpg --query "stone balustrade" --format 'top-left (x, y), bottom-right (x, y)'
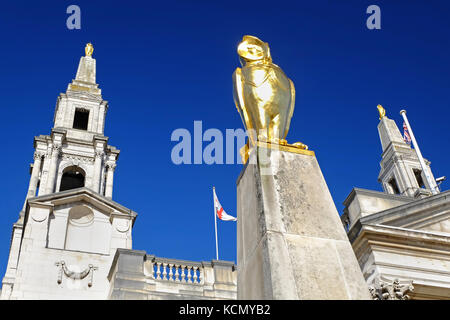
top-left (150, 257), bottom-right (203, 284)
top-left (108, 249), bottom-right (237, 300)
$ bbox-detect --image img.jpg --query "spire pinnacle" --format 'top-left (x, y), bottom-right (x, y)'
top-left (67, 43), bottom-right (101, 95)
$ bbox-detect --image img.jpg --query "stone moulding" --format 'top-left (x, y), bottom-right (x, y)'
top-left (61, 154), bottom-right (95, 163)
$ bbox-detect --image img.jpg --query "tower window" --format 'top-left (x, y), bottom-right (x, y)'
top-left (413, 169), bottom-right (425, 188)
top-left (60, 166), bottom-right (85, 191)
top-left (73, 108), bottom-right (89, 130)
top-left (388, 177), bottom-right (400, 195)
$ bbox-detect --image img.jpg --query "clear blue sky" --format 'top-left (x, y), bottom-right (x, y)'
top-left (0, 1), bottom-right (449, 275)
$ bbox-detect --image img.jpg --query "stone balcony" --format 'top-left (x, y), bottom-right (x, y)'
top-left (107, 249), bottom-right (237, 300)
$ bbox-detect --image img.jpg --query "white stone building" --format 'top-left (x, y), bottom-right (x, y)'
top-left (342, 113), bottom-right (450, 300)
top-left (0, 47), bottom-right (237, 300)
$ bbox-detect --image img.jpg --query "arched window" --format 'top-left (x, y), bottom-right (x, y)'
top-left (413, 169), bottom-right (425, 188)
top-left (388, 177), bottom-right (400, 195)
top-left (60, 166), bottom-right (85, 191)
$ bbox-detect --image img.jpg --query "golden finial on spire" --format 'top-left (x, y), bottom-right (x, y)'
top-left (85, 43), bottom-right (94, 57)
top-left (377, 104), bottom-right (386, 120)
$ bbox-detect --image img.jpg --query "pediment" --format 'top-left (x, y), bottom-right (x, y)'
top-left (360, 190), bottom-right (450, 233)
top-left (418, 217), bottom-right (450, 234)
top-left (26, 188), bottom-right (136, 255)
top-left (27, 187), bottom-right (137, 222)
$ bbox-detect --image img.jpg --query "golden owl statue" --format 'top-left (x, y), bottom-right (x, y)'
top-left (85, 43), bottom-right (94, 57)
top-left (233, 35), bottom-right (304, 149)
top-left (377, 104), bottom-right (386, 120)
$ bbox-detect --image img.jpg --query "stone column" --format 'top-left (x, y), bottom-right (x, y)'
top-left (27, 152), bottom-right (44, 198)
top-left (237, 144), bottom-right (371, 300)
top-left (105, 162), bottom-right (116, 198)
top-left (45, 144), bottom-right (61, 194)
top-left (2, 222), bottom-right (24, 300)
top-left (98, 103), bottom-right (106, 134)
top-left (37, 152), bottom-right (50, 196)
top-left (93, 150), bottom-right (103, 193)
top-left (20, 151), bottom-right (45, 213)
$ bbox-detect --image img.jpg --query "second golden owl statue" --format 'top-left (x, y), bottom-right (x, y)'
top-left (85, 43), bottom-right (94, 57)
top-left (233, 35), bottom-right (307, 159)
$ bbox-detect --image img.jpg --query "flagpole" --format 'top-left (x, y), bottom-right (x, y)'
top-left (400, 109), bottom-right (439, 195)
top-left (213, 187), bottom-right (219, 260)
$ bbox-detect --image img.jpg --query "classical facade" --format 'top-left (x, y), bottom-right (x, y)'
top-left (342, 111), bottom-right (450, 300)
top-left (0, 45), bottom-right (236, 300)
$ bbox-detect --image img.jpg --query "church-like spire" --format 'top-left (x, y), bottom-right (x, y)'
top-left (67, 43), bottom-right (101, 95)
top-left (376, 105), bottom-right (436, 198)
top-left (377, 105), bottom-right (408, 152)
top-left (36, 43), bottom-right (117, 197)
top-left (53, 43), bottom-right (107, 135)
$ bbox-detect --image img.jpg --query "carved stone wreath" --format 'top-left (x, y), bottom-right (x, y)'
top-left (55, 261), bottom-right (98, 288)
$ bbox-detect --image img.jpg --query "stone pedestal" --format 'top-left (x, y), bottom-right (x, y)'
top-left (236, 144), bottom-right (370, 299)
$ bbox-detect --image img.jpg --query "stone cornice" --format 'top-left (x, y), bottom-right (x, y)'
top-left (343, 187), bottom-right (413, 207)
top-left (94, 135), bottom-right (109, 143)
top-left (107, 145), bottom-right (120, 157)
top-left (27, 187), bottom-right (137, 220)
top-left (51, 128), bottom-right (67, 137)
top-left (34, 135), bottom-right (49, 144)
top-left (347, 190), bottom-right (450, 243)
top-left (380, 141), bottom-right (415, 159)
top-left (352, 224), bottom-right (450, 258)
top-left (27, 201), bottom-right (54, 210)
top-left (66, 88), bottom-right (103, 103)
top-left (211, 260), bottom-right (236, 270)
top-left (64, 135), bottom-right (102, 147)
top-left (360, 190), bottom-right (450, 226)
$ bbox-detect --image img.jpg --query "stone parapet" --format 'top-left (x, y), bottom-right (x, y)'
top-left (108, 249), bottom-right (237, 300)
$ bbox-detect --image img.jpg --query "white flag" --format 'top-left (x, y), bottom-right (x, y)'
top-left (213, 188), bottom-right (237, 221)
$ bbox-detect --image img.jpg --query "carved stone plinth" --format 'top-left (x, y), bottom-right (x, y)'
top-left (236, 145), bottom-right (371, 299)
